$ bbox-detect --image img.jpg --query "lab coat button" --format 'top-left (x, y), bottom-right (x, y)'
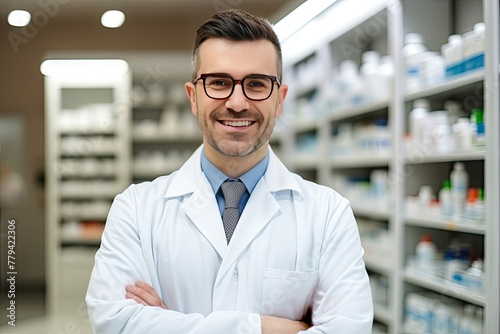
top-left (232, 270), bottom-right (238, 281)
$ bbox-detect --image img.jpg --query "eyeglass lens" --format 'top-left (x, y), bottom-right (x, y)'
top-left (203, 75), bottom-right (274, 100)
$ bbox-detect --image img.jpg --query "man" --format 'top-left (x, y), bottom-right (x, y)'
top-left (86, 9), bottom-right (373, 333)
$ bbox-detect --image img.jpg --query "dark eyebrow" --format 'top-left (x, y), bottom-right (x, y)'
top-left (202, 73), bottom-right (275, 78)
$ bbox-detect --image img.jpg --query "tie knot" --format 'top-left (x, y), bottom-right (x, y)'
top-left (221, 180), bottom-right (246, 209)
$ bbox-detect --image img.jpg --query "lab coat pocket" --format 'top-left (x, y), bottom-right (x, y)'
top-left (261, 268), bottom-right (319, 320)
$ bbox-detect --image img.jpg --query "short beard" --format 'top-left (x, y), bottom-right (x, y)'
top-left (206, 132), bottom-right (269, 157)
top-left (198, 112), bottom-right (274, 158)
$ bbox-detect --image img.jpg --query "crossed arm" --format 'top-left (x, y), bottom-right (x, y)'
top-left (125, 281), bottom-right (310, 334)
top-left (88, 189), bottom-right (373, 333)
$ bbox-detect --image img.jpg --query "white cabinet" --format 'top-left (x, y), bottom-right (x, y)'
top-left (280, 0), bottom-right (498, 333)
top-left (44, 61), bottom-right (131, 314)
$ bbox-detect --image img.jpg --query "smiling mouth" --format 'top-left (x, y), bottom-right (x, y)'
top-left (220, 120), bottom-right (255, 127)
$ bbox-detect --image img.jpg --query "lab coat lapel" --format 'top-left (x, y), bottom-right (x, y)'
top-left (165, 146), bottom-right (227, 258)
top-left (218, 178), bottom-right (280, 277)
top-left (182, 176), bottom-right (227, 258)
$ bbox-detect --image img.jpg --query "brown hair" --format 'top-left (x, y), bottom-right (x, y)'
top-left (191, 9), bottom-right (282, 81)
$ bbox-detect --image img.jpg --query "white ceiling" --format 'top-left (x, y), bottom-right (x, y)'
top-left (23, 0), bottom-right (306, 81)
top-left (1, 0), bottom-right (305, 25)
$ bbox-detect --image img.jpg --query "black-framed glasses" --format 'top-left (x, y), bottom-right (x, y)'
top-left (193, 73), bottom-right (280, 101)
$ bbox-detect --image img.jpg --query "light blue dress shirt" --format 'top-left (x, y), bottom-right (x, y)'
top-left (201, 149), bottom-right (269, 216)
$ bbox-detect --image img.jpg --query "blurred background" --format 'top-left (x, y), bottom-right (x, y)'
top-left (0, 0), bottom-right (498, 333)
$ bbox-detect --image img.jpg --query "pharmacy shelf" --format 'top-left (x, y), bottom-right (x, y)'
top-left (326, 99), bottom-right (389, 123)
top-left (351, 204), bottom-right (390, 220)
top-left (364, 255), bottom-right (393, 276)
top-left (45, 65), bottom-right (131, 315)
top-left (133, 134), bottom-right (202, 143)
top-left (404, 268), bottom-right (485, 306)
top-left (329, 153), bottom-right (390, 168)
top-left (294, 82), bottom-right (320, 98)
top-left (293, 154), bottom-right (320, 169)
top-left (61, 236), bottom-right (102, 245)
top-left (59, 192), bottom-right (119, 199)
top-left (405, 214), bottom-right (486, 235)
top-left (60, 171), bottom-right (117, 178)
top-left (59, 129), bottom-right (116, 136)
top-left (131, 76), bottom-right (200, 184)
top-left (373, 304), bottom-right (393, 326)
top-left (281, 2), bottom-right (401, 332)
top-left (61, 215), bottom-right (108, 221)
top-left (60, 150), bottom-right (117, 157)
top-left (405, 70), bottom-right (484, 101)
top-left (133, 167), bottom-right (182, 178)
top-left (280, 0), bottom-right (499, 332)
top-left (293, 119), bottom-right (319, 133)
top-left (405, 149), bottom-right (486, 164)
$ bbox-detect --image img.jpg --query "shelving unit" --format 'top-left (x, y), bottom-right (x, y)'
top-left (281, 2), bottom-right (398, 331)
top-left (127, 53), bottom-right (202, 183)
top-left (44, 61), bottom-right (131, 314)
top-left (131, 86), bottom-right (201, 183)
top-left (280, 0), bottom-right (499, 333)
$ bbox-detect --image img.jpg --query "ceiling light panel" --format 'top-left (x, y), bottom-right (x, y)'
top-left (101, 10), bottom-right (125, 28)
top-left (8, 10), bottom-right (31, 27)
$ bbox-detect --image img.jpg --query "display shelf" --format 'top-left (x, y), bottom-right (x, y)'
top-left (292, 154), bottom-right (320, 170)
top-left (373, 304), bottom-right (393, 326)
top-left (59, 150), bottom-right (117, 157)
top-left (59, 184), bottom-right (122, 198)
top-left (133, 134), bottom-right (202, 143)
top-left (404, 268), bottom-right (485, 306)
top-left (405, 214), bottom-right (486, 235)
top-left (61, 236), bottom-right (102, 245)
top-left (281, 2), bottom-right (400, 332)
top-left (405, 148), bottom-right (486, 164)
top-left (351, 203), bottom-right (390, 220)
top-left (292, 119), bottom-right (319, 133)
top-left (294, 82), bottom-right (320, 99)
top-left (59, 194), bottom-right (117, 201)
top-left (364, 255), bottom-right (393, 276)
top-left (44, 60), bottom-right (131, 315)
top-left (326, 99), bottom-right (389, 123)
top-left (405, 70), bottom-right (484, 101)
top-left (58, 128), bottom-right (116, 136)
top-left (132, 165), bottom-right (183, 178)
top-left (60, 172), bottom-right (117, 178)
top-left (329, 153), bottom-right (390, 168)
top-left (280, 0), bottom-right (498, 332)
top-left (61, 215), bottom-right (108, 221)
top-left (130, 70), bottom-right (201, 184)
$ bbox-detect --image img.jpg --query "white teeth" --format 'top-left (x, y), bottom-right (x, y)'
top-left (222, 120), bottom-right (252, 127)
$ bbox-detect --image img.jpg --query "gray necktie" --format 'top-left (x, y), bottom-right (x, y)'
top-left (221, 180), bottom-right (246, 244)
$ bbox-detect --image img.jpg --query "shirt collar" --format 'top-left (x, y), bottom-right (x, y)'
top-left (201, 149), bottom-right (269, 194)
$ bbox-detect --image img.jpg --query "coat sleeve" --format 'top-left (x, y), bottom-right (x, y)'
top-left (85, 186), bottom-right (262, 334)
top-left (302, 196), bottom-right (374, 333)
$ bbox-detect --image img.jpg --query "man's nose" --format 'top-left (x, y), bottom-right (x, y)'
top-left (225, 83), bottom-right (249, 112)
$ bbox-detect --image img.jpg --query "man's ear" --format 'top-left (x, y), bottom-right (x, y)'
top-left (185, 82), bottom-right (198, 116)
top-left (275, 84), bottom-right (288, 118)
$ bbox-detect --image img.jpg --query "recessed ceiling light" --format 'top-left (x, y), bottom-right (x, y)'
top-left (40, 59), bottom-right (129, 79)
top-left (8, 10), bottom-right (31, 27)
top-left (101, 10), bottom-right (125, 28)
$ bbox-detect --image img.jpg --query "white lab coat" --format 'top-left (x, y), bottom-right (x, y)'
top-left (86, 146), bottom-right (373, 333)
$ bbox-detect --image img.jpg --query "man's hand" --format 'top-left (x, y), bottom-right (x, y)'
top-left (125, 281), bottom-right (167, 309)
top-left (261, 315), bottom-right (310, 334)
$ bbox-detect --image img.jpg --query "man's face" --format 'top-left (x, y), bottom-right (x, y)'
top-left (185, 38), bottom-right (288, 158)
